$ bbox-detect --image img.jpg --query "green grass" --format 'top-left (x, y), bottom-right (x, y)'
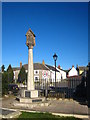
top-left (17, 112), bottom-right (82, 120)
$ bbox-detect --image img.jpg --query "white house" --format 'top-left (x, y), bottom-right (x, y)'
top-left (56, 67), bottom-right (66, 80)
top-left (45, 64), bottom-right (62, 82)
top-left (68, 65), bottom-right (78, 77)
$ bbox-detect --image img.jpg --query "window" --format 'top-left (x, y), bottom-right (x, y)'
top-left (34, 76), bottom-right (39, 81)
top-left (35, 77), bottom-right (38, 80)
top-left (36, 71), bottom-right (38, 74)
top-left (34, 70), bottom-right (39, 74)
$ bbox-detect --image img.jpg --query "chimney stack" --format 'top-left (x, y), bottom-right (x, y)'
top-left (20, 62), bottom-right (22, 68)
top-left (58, 65), bottom-right (61, 69)
top-left (72, 65), bottom-right (74, 68)
top-left (42, 60), bottom-right (45, 65)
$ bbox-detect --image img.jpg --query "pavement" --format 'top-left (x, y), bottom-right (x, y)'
top-left (1, 96), bottom-right (89, 119)
top-left (32, 99), bottom-right (88, 115)
top-left (1, 108), bottom-right (15, 115)
top-left (0, 108), bottom-right (21, 119)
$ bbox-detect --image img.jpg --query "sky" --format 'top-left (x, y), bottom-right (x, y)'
top-left (2, 2), bottom-right (88, 70)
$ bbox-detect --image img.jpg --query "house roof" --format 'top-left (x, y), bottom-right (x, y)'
top-left (64, 66), bottom-right (79, 73)
top-left (13, 63), bottom-right (49, 71)
top-left (34, 63), bottom-right (49, 70)
top-left (64, 69), bottom-right (71, 73)
top-left (78, 66), bottom-right (89, 71)
top-left (56, 67), bottom-right (66, 72)
top-left (45, 64), bottom-right (59, 72)
top-left (13, 67), bottom-right (20, 71)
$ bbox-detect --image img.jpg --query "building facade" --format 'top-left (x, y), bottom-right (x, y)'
top-left (13, 63), bottom-right (51, 82)
top-left (13, 62), bottom-right (66, 82)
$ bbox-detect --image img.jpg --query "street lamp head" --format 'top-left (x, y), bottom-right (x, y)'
top-left (53, 53), bottom-right (58, 61)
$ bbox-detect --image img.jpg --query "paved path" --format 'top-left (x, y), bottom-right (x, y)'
top-left (1, 97), bottom-right (89, 119)
top-left (31, 99), bottom-right (88, 115)
top-left (2, 97), bottom-right (16, 108)
top-left (2, 97), bottom-right (88, 114)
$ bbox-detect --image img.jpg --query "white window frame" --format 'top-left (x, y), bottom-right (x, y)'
top-left (34, 70), bottom-right (39, 74)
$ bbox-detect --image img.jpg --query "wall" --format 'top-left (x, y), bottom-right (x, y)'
top-left (56, 68), bottom-right (66, 80)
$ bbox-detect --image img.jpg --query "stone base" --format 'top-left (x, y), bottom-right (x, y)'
top-left (14, 97), bottom-right (49, 109)
top-left (21, 89), bottom-right (38, 98)
top-left (16, 97), bottom-right (46, 103)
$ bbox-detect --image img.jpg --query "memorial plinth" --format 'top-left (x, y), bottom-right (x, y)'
top-left (21, 89), bottom-right (38, 98)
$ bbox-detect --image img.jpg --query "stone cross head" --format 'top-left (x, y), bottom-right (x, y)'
top-left (26, 28), bottom-right (36, 48)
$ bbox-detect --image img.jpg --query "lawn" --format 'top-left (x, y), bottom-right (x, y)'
top-left (17, 112), bottom-right (82, 120)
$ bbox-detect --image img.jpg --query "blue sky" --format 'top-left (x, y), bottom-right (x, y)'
top-left (2, 2), bottom-right (88, 70)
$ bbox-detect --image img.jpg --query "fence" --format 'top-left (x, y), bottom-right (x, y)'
top-left (34, 78), bottom-right (85, 99)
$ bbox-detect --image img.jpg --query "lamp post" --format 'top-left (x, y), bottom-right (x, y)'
top-left (53, 53), bottom-right (58, 88)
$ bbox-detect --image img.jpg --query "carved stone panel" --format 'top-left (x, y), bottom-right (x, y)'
top-left (26, 29), bottom-right (35, 47)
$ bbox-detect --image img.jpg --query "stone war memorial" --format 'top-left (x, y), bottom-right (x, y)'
top-left (15, 28), bottom-right (48, 107)
top-left (21, 28), bottom-right (38, 99)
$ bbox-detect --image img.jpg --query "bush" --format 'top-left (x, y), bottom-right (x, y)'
top-left (2, 72), bottom-right (9, 95)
